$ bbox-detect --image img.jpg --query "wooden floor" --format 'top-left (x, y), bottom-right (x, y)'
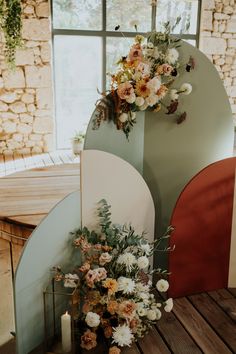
top-left (1, 288), bottom-right (236, 354)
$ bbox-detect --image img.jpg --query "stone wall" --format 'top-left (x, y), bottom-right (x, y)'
top-left (0, 0), bottom-right (53, 155)
top-left (200, 0), bottom-right (236, 124)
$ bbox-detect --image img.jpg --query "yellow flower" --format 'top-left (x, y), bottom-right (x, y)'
top-left (103, 278), bottom-right (118, 295)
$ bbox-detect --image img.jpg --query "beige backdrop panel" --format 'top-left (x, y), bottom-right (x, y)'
top-left (81, 150), bottom-right (155, 243)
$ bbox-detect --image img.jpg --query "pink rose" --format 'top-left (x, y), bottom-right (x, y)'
top-left (128, 44), bottom-right (143, 62)
top-left (117, 82), bottom-right (134, 100)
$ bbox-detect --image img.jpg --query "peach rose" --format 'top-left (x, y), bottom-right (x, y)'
top-left (107, 300), bottom-right (119, 315)
top-left (157, 85), bottom-right (168, 99)
top-left (128, 44), bottom-right (143, 63)
top-left (79, 262), bottom-right (90, 272)
top-left (109, 346), bottom-right (121, 354)
top-left (99, 252), bottom-right (112, 266)
top-left (117, 82), bottom-right (134, 100)
top-left (81, 329), bottom-right (97, 350)
top-left (95, 267), bottom-right (107, 281)
top-left (85, 270), bottom-right (97, 288)
top-left (118, 301), bottom-right (137, 319)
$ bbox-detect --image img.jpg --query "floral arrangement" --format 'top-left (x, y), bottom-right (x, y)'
top-left (53, 200), bottom-right (174, 353)
top-left (93, 19), bottom-right (195, 139)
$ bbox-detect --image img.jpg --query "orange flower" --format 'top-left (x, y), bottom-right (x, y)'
top-left (103, 278), bottom-right (118, 295)
top-left (130, 317), bottom-right (140, 333)
top-left (79, 262), bottom-right (90, 272)
top-left (157, 85), bottom-right (168, 99)
top-left (102, 245), bottom-right (113, 252)
top-left (135, 79), bottom-right (150, 98)
top-left (118, 300), bottom-right (137, 319)
top-left (107, 300), bottom-right (119, 315)
top-left (109, 346), bottom-right (121, 354)
top-left (104, 326), bottom-right (113, 338)
top-left (82, 302), bottom-right (93, 314)
top-left (156, 63), bottom-right (173, 76)
top-left (80, 329), bottom-right (97, 350)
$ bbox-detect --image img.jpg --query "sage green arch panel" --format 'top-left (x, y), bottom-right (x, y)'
top-left (14, 191), bottom-right (81, 354)
top-left (84, 111), bottom-right (145, 175)
top-left (85, 41), bottom-right (234, 268)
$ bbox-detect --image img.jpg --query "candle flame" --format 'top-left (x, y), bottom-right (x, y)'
top-left (66, 311), bottom-right (68, 315)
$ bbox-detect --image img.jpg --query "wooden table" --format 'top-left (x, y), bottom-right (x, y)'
top-left (0, 163), bottom-right (80, 269)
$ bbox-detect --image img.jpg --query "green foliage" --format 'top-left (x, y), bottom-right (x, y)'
top-left (0, 0), bottom-right (22, 65)
top-left (72, 130), bottom-right (85, 141)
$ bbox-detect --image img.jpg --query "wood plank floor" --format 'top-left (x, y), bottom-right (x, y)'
top-left (1, 288), bottom-right (235, 354)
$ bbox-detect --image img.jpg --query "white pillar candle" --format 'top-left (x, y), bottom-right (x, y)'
top-left (61, 311), bottom-right (72, 353)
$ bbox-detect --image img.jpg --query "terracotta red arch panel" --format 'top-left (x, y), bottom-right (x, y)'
top-left (169, 157), bottom-right (236, 298)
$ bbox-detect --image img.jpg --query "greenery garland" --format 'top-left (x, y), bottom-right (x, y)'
top-left (0, 0), bottom-right (22, 65)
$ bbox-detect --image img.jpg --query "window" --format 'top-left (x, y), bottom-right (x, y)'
top-left (52, 0), bottom-right (201, 149)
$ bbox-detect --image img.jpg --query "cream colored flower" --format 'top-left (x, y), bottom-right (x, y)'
top-left (137, 307), bottom-right (147, 317)
top-left (180, 83), bottom-right (192, 95)
top-left (165, 48), bottom-right (179, 64)
top-left (85, 312), bottom-right (100, 327)
top-left (117, 276), bottom-right (135, 294)
top-left (137, 256), bottom-right (149, 269)
top-left (147, 309), bottom-right (156, 321)
top-left (126, 93), bottom-right (136, 103)
top-left (156, 279), bottom-right (169, 292)
top-left (170, 89), bottom-right (179, 101)
top-left (64, 273), bottom-right (79, 288)
top-left (99, 252), bottom-right (112, 266)
top-left (117, 252), bottom-right (136, 271)
top-left (135, 96), bottom-right (145, 107)
top-left (147, 77), bottom-right (161, 93)
top-left (145, 94), bottom-right (159, 107)
top-left (119, 113), bottom-right (128, 123)
top-left (156, 308), bottom-right (162, 319)
top-left (112, 324), bottom-right (134, 347)
top-left (164, 298), bottom-right (173, 312)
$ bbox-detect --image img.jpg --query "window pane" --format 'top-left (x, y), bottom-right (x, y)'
top-left (53, 0), bottom-right (102, 30)
top-left (54, 36), bottom-right (102, 149)
top-left (156, 0), bottom-right (199, 34)
top-left (107, 0), bottom-right (151, 32)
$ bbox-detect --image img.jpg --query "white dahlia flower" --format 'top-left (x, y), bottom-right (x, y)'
top-left (165, 48), bottom-right (179, 64)
top-left (112, 324), bottom-right (134, 347)
top-left (117, 276), bottom-right (135, 294)
top-left (117, 252), bottom-right (136, 271)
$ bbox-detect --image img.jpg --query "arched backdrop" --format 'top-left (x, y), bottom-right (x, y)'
top-left (85, 40), bottom-right (234, 268)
